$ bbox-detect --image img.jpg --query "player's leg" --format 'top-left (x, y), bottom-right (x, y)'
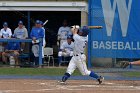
top-left (32, 45), bottom-right (39, 66)
top-left (76, 55), bottom-right (103, 84)
top-left (60, 57), bottom-right (76, 83)
top-left (58, 51), bottom-right (63, 65)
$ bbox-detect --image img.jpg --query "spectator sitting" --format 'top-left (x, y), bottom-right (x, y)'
top-left (14, 21), bottom-right (28, 52)
top-left (2, 42), bottom-right (20, 65)
top-left (57, 20), bottom-right (72, 47)
top-left (58, 35), bottom-right (74, 65)
top-left (0, 22), bottom-right (12, 39)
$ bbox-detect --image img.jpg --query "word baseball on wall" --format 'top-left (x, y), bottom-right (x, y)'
top-left (89, 0), bottom-right (140, 58)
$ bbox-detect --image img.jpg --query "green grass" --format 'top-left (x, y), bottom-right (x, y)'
top-left (0, 68), bottom-right (81, 76)
top-left (122, 72), bottom-right (140, 77)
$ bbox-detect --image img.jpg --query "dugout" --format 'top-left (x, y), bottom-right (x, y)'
top-left (0, 1), bottom-right (88, 65)
top-left (0, 11), bottom-right (81, 46)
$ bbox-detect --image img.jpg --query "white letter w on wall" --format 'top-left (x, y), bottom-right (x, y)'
top-left (101, 0), bottom-right (132, 37)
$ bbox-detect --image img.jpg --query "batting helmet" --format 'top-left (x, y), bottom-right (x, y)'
top-left (79, 26), bottom-right (89, 36)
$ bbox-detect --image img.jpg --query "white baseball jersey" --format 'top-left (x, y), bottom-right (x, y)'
top-left (0, 28), bottom-right (12, 38)
top-left (66, 34), bottom-right (91, 76)
top-left (73, 34), bottom-right (88, 55)
top-left (58, 26), bottom-right (72, 40)
top-left (60, 41), bottom-right (74, 52)
top-left (14, 26), bottom-right (28, 39)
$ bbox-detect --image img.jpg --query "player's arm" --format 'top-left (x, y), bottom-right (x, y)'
top-left (39, 29), bottom-right (44, 38)
top-left (30, 28), bottom-right (36, 43)
top-left (8, 29), bottom-right (12, 38)
top-left (30, 28), bottom-right (36, 40)
top-left (71, 42), bottom-right (74, 51)
top-left (13, 29), bottom-right (17, 38)
top-left (36, 29), bottom-right (44, 43)
top-left (71, 27), bottom-right (83, 42)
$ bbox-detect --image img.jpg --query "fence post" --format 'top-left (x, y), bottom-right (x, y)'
top-left (27, 11), bottom-right (30, 35)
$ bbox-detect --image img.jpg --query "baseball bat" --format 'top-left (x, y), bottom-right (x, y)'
top-left (43, 20), bottom-right (48, 26)
top-left (71, 25), bottom-right (103, 29)
top-left (88, 26), bottom-right (103, 29)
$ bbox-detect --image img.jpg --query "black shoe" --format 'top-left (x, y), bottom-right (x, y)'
top-left (97, 76), bottom-right (104, 84)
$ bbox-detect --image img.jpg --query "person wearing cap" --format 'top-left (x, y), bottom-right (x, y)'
top-left (58, 35), bottom-right (74, 65)
top-left (30, 20), bottom-right (44, 67)
top-left (0, 22), bottom-right (12, 38)
top-left (57, 20), bottom-right (72, 47)
top-left (58, 26), bottom-right (104, 85)
top-left (14, 21), bottom-right (28, 52)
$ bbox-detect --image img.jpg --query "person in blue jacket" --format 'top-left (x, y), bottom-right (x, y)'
top-left (30, 20), bottom-right (44, 66)
top-left (2, 42), bottom-right (20, 65)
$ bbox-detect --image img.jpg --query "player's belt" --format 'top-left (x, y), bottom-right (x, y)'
top-left (33, 43), bottom-right (39, 45)
top-left (74, 53), bottom-right (84, 56)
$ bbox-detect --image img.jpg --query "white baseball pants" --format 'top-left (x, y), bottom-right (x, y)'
top-left (66, 54), bottom-right (91, 75)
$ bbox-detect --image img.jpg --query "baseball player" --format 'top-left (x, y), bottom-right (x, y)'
top-left (14, 21), bottom-right (28, 52)
top-left (0, 22), bottom-right (12, 38)
top-left (30, 20), bottom-right (44, 66)
top-left (59, 26), bottom-right (104, 84)
top-left (57, 20), bottom-right (72, 47)
top-left (58, 35), bottom-right (74, 65)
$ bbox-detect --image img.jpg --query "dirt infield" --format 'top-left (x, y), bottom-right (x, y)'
top-left (0, 80), bottom-right (140, 93)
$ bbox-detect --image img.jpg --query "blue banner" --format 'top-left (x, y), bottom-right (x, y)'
top-left (88, 0), bottom-right (140, 58)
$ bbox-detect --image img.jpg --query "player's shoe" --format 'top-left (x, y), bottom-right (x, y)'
top-left (97, 76), bottom-right (104, 85)
top-left (57, 81), bottom-right (67, 85)
top-left (120, 61), bottom-right (130, 68)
